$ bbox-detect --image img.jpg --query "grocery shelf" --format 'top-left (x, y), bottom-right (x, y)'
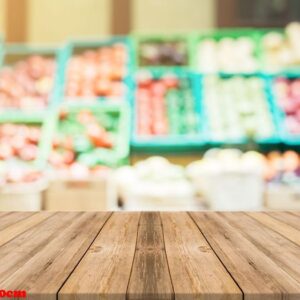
top-left (0, 43), bottom-right (64, 120)
top-left (131, 68), bottom-right (206, 152)
top-left (58, 36), bottom-right (135, 103)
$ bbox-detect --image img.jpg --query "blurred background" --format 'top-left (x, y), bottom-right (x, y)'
top-left (1, 0), bottom-right (300, 43)
top-left (0, 0), bottom-right (300, 212)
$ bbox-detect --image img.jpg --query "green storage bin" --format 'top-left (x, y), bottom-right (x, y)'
top-left (48, 101), bottom-right (130, 168)
top-left (190, 28), bottom-right (261, 75)
top-left (131, 68), bottom-right (206, 153)
top-left (59, 36), bottom-right (134, 102)
top-left (202, 73), bottom-right (280, 146)
top-left (268, 74), bottom-right (300, 145)
top-left (257, 28), bottom-right (300, 76)
top-left (0, 115), bottom-right (51, 169)
top-left (0, 43), bottom-right (64, 121)
top-left (133, 33), bottom-right (191, 69)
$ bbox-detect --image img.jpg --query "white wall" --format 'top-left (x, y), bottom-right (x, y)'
top-left (132, 0), bottom-right (216, 33)
top-left (0, 0), bottom-right (5, 39)
top-left (27, 0), bottom-right (111, 43)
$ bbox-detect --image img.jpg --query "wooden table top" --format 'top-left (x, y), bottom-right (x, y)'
top-left (0, 211), bottom-right (299, 300)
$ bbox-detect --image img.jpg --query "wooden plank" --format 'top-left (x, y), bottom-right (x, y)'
top-left (0, 212), bottom-right (111, 300)
top-left (267, 212), bottom-right (300, 231)
top-left (5, 0), bottom-right (28, 42)
top-left (127, 212), bottom-right (173, 300)
top-left (0, 212), bottom-right (53, 247)
top-left (162, 212), bottom-right (242, 300)
top-left (247, 212), bottom-right (300, 246)
top-left (111, 0), bottom-right (131, 35)
top-left (0, 212), bottom-right (34, 230)
top-left (190, 212), bottom-right (300, 300)
top-left (139, 212), bottom-right (162, 226)
top-left (59, 212), bottom-right (140, 300)
top-left (220, 212), bottom-right (300, 284)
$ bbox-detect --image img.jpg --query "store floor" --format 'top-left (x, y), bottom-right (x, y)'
top-left (0, 211), bottom-right (299, 299)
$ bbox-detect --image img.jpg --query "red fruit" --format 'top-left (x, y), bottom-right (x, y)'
top-left (290, 80), bottom-right (300, 98)
top-left (19, 144), bottom-right (38, 161)
top-left (151, 82), bottom-right (166, 96)
top-left (77, 110), bottom-right (95, 124)
top-left (0, 144), bottom-right (13, 159)
top-left (63, 150), bottom-right (75, 165)
top-left (87, 124), bottom-right (113, 148)
top-left (49, 150), bottom-right (67, 167)
top-left (59, 109), bottom-right (69, 120)
top-left (163, 76), bottom-right (179, 89)
top-left (94, 78), bottom-right (112, 96)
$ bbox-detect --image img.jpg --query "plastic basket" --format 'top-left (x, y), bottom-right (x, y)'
top-left (59, 36), bottom-right (135, 103)
top-left (268, 74), bottom-right (300, 145)
top-left (49, 101), bottom-right (130, 167)
top-left (0, 116), bottom-right (51, 169)
top-left (190, 28), bottom-right (261, 75)
top-left (202, 73), bottom-right (280, 146)
top-left (131, 68), bottom-right (206, 152)
top-left (257, 28), bottom-right (300, 76)
top-left (132, 33), bottom-right (191, 69)
top-left (0, 43), bottom-right (64, 120)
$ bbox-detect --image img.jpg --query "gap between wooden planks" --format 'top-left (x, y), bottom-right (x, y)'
top-left (0, 211), bottom-right (299, 300)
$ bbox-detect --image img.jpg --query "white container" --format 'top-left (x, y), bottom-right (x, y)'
top-left (0, 179), bottom-right (48, 211)
top-left (202, 171), bottom-right (264, 211)
top-left (123, 183), bottom-right (199, 211)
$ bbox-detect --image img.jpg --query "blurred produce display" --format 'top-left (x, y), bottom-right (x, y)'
top-left (0, 122), bottom-right (45, 185)
top-left (187, 149), bottom-right (265, 210)
top-left (264, 150), bottom-right (300, 184)
top-left (0, 55), bottom-right (55, 110)
top-left (203, 75), bottom-right (276, 142)
top-left (1, 24), bottom-right (300, 211)
top-left (116, 156), bottom-right (197, 210)
top-left (49, 103), bottom-right (129, 178)
top-left (138, 40), bottom-right (188, 67)
top-left (0, 123), bottom-right (41, 162)
top-left (196, 35), bottom-right (258, 73)
top-left (50, 109), bottom-right (113, 174)
top-left (273, 77), bottom-right (300, 136)
top-left (65, 44), bottom-right (129, 99)
top-left (136, 70), bottom-right (198, 137)
top-left (262, 22), bottom-right (300, 72)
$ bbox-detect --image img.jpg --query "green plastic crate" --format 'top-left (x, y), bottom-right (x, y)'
top-left (268, 74), bottom-right (300, 145)
top-left (0, 116), bottom-right (51, 170)
top-left (257, 28), bottom-right (300, 76)
top-left (132, 33), bottom-right (191, 69)
top-left (0, 43), bottom-right (64, 121)
top-left (190, 28), bottom-right (262, 75)
top-left (48, 101), bottom-right (130, 168)
top-left (202, 73), bottom-right (280, 146)
top-left (131, 68), bottom-right (206, 153)
top-left (59, 36), bottom-right (135, 103)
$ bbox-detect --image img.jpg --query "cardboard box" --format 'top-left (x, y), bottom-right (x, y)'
top-left (44, 173), bottom-right (117, 211)
top-left (265, 184), bottom-right (300, 210)
top-left (0, 179), bottom-right (48, 211)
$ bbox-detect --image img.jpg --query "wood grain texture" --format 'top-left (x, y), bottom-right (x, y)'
top-left (59, 212), bottom-right (140, 300)
top-left (127, 212), bottom-right (173, 300)
top-left (190, 212), bottom-right (300, 300)
top-left (247, 212), bottom-right (300, 246)
top-left (0, 212), bottom-right (111, 300)
top-left (0, 212), bottom-right (299, 300)
top-left (267, 212), bottom-right (300, 230)
top-left (0, 212), bottom-right (34, 230)
top-left (162, 212), bottom-right (242, 300)
top-left (220, 212), bottom-right (300, 284)
top-left (0, 212), bottom-right (53, 247)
